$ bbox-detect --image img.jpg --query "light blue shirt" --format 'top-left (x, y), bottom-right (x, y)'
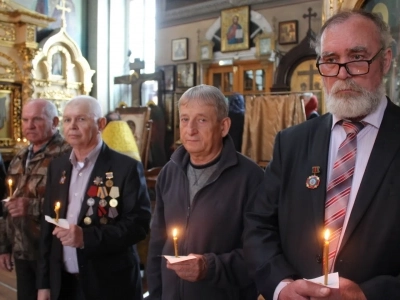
top-left (63, 141), bottom-right (102, 274)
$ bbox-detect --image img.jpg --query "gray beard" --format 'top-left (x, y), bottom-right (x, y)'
top-left (325, 79), bottom-right (385, 119)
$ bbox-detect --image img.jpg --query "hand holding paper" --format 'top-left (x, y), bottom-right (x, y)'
top-left (53, 224), bottom-right (84, 248)
top-left (279, 279), bottom-right (332, 299)
top-left (166, 254), bottom-right (207, 282)
top-left (305, 272), bottom-right (339, 288)
top-left (163, 255), bottom-right (196, 264)
top-left (45, 215), bottom-right (70, 229)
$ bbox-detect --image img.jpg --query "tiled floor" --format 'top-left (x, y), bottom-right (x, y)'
top-left (0, 268), bottom-right (17, 300)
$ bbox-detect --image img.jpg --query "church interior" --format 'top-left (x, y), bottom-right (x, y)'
top-left (0, 0), bottom-right (399, 298)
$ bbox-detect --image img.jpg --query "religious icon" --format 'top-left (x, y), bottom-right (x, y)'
top-left (52, 52), bottom-right (63, 76)
top-left (221, 6), bottom-right (250, 52)
top-left (278, 20), bottom-right (298, 45)
top-left (172, 38), bottom-right (188, 61)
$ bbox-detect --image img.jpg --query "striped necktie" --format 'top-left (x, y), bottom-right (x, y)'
top-left (324, 121), bottom-right (365, 271)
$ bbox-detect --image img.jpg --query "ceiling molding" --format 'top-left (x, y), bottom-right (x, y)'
top-left (156, 0), bottom-right (318, 28)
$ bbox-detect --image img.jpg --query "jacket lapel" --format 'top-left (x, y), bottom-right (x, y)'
top-left (308, 114), bottom-right (332, 236)
top-left (57, 157), bottom-right (73, 219)
top-left (340, 100), bottom-right (400, 250)
top-left (77, 144), bottom-right (112, 224)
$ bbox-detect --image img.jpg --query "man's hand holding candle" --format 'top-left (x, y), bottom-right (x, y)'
top-left (5, 197), bottom-right (30, 218)
top-left (166, 253), bottom-right (207, 282)
top-left (278, 277), bottom-right (366, 300)
top-left (53, 224), bottom-right (84, 249)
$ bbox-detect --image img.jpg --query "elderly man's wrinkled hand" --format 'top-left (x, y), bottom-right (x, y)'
top-left (53, 224), bottom-right (84, 248)
top-left (5, 197), bottom-right (30, 217)
top-left (166, 254), bottom-right (207, 282)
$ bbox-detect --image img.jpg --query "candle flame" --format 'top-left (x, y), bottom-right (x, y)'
top-left (55, 201), bottom-right (61, 209)
top-left (324, 229), bottom-right (330, 241)
top-left (7, 179), bottom-right (12, 186)
top-left (173, 228), bottom-right (177, 238)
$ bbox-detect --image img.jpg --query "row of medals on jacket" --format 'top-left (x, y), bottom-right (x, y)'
top-left (84, 172), bottom-right (119, 225)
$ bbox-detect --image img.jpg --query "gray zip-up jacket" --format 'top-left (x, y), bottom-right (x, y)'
top-left (147, 136), bottom-right (264, 300)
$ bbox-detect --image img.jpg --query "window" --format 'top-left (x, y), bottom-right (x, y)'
top-left (129, 0), bottom-right (155, 74)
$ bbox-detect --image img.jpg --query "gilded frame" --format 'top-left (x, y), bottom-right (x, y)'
top-left (115, 106), bottom-right (151, 157)
top-left (254, 32), bottom-right (275, 58)
top-left (220, 5), bottom-right (250, 52)
top-left (198, 41), bottom-right (214, 61)
top-left (0, 83), bottom-right (22, 149)
top-left (278, 20), bottom-right (299, 45)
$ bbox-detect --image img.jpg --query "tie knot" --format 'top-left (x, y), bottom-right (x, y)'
top-left (342, 121), bottom-right (365, 135)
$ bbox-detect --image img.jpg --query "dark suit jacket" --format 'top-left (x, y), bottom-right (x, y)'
top-left (244, 99), bottom-right (400, 300)
top-left (37, 143), bottom-right (151, 300)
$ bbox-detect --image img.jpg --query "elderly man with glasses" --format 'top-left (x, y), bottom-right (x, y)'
top-left (244, 10), bottom-right (400, 300)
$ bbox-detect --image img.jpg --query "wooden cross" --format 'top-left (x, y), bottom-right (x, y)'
top-left (303, 7), bottom-right (317, 32)
top-left (298, 64), bottom-right (319, 90)
top-left (56, 0), bottom-right (71, 29)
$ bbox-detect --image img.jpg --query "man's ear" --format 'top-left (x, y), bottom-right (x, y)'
top-left (221, 117), bottom-right (231, 138)
top-left (98, 117), bottom-right (107, 132)
top-left (383, 47), bottom-right (393, 75)
top-left (52, 116), bottom-right (59, 128)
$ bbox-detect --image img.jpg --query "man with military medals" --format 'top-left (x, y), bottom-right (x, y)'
top-left (37, 96), bottom-right (151, 300)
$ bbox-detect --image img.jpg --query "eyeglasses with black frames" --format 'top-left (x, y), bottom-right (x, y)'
top-left (316, 48), bottom-right (383, 77)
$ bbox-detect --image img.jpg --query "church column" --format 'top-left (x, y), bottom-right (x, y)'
top-left (17, 46), bottom-right (38, 105)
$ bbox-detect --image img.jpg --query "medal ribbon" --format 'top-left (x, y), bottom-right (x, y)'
top-left (86, 207), bottom-right (93, 216)
top-left (109, 186), bottom-right (120, 198)
top-left (97, 186), bottom-right (108, 198)
top-left (87, 186), bottom-right (97, 197)
top-left (98, 206), bottom-right (107, 216)
top-left (109, 208), bottom-right (118, 218)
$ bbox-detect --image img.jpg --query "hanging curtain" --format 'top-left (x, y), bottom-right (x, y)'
top-left (241, 94), bottom-right (306, 165)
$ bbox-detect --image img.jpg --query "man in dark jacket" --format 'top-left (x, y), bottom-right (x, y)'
top-left (146, 84), bottom-right (264, 300)
top-left (37, 96), bottom-right (151, 300)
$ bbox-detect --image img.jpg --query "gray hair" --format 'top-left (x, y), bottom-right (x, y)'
top-left (313, 10), bottom-right (393, 56)
top-left (178, 84), bottom-right (228, 121)
top-left (27, 98), bottom-right (58, 119)
top-left (65, 95), bottom-right (103, 119)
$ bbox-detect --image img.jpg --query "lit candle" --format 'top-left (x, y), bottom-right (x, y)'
top-left (323, 229), bottom-right (330, 285)
top-left (173, 228), bottom-right (179, 257)
top-left (7, 179), bottom-right (12, 198)
top-left (54, 202), bottom-right (61, 223)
